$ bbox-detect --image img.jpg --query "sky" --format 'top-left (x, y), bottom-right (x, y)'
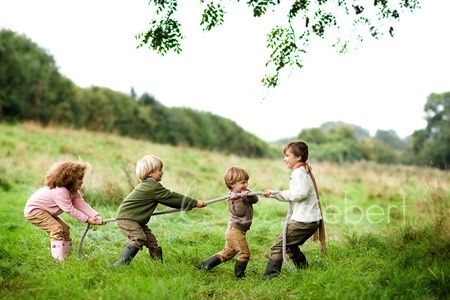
top-left (1, 0), bottom-right (449, 142)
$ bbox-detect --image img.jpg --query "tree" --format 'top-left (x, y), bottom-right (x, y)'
top-left (320, 121), bottom-right (370, 139)
top-left (0, 28), bottom-right (275, 158)
top-left (411, 92), bottom-right (450, 169)
top-left (136, 0), bottom-right (420, 87)
top-left (0, 29), bottom-right (66, 122)
top-left (298, 127), bottom-right (328, 144)
top-left (374, 129), bottom-right (406, 150)
top-left (297, 123), bottom-right (367, 162)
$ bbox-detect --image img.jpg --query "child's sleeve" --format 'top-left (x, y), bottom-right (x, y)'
top-left (72, 192), bottom-right (99, 218)
top-left (154, 183), bottom-right (198, 209)
top-left (280, 170), bottom-right (310, 202)
top-left (247, 195), bottom-right (259, 204)
top-left (53, 188), bottom-right (90, 222)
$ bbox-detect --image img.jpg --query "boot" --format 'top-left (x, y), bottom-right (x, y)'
top-left (262, 259), bottom-right (282, 280)
top-left (291, 251), bottom-right (308, 269)
top-left (50, 240), bottom-right (66, 261)
top-left (114, 244), bottom-right (139, 267)
top-left (234, 260), bottom-right (248, 278)
top-left (149, 246), bottom-right (163, 262)
top-left (195, 254), bottom-right (222, 270)
top-left (63, 240), bottom-right (72, 257)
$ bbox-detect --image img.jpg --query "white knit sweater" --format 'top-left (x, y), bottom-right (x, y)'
top-left (272, 167), bottom-right (322, 223)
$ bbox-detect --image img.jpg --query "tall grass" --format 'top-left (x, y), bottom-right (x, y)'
top-left (0, 123), bottom-right (449, 299)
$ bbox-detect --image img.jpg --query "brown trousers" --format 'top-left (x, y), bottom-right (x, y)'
top-left (269, 221), bottom-right (319, 261)
top-left (217, 226), bottom-right (250, 263)
top-left (117, 219), bottom-right (159, 251)
top-left (26, 210), bottom-right (71, 241)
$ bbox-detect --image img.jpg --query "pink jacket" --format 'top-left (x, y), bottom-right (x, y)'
top-left (24, 186), bottom-right (98, 222)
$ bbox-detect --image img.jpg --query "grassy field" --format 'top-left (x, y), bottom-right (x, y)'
top-left (0, 122), bottom-right (449, 299)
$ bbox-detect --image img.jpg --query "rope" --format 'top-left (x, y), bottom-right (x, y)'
top-left (282, 202), bottom-right (295, 272)
top-left (280, 168), bottom-right (327, 272)
top-left (77, 191), bottom-right (267, 258)
top-left (262, 190), bottom-right (294, 272)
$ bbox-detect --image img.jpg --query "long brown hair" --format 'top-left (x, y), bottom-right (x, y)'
top-left (44, 161), bottom-right (88, 193)
top-left (284, 141), bottom-right (309, 162)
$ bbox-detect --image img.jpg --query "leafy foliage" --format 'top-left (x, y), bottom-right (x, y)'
top-left (200, 2), bottom-right (225, 31)
top-left (0, 30), bottom-right (69, 123)
top-left (136, 18), bottom-right (183, 54)
top-left (297, 122), bottom-right (404, 164)
top-left (374, 129), bottom-right (406, 150)
top-left (0, 29), bottom-right (274, 158)
top-left (136, 0), bottom-right (182, 54)
top-left (411, 92), bottom-right (450, 169)
top-left (136, 0), bottom-right (420, 87)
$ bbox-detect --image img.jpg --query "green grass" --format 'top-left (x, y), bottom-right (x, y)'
top-left (0, 122), bottom-right (449, 299)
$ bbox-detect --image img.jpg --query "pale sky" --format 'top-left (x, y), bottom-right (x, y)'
top-left (1, 0), bottom-right (449, 141)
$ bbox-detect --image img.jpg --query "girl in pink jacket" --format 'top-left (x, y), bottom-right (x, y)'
top-left (24, 161), bottom-right (104, 261)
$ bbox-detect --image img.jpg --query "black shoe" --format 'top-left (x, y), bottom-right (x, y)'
top-left (149, 246), bottom-right (163, 262)
top-left (234, 260), bottom-right (248, 278)
top-left (195, 254), bottom-right (222, 270)
top-left (262, 259), bottom-right (282, 280)
top-left (291, 252), bottom-right (308, 269)
top-left (114, 244), bottom-right (139, 267)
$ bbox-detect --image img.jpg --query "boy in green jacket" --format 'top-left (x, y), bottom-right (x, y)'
top-left (115, 154), bottom-right (207, 266)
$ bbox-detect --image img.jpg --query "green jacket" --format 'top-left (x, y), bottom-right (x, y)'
top-left (116, 178), bottom-right (198, 224)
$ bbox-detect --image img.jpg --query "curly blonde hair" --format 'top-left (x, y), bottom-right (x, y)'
top-left (44, 161), bottom-right (88, 193)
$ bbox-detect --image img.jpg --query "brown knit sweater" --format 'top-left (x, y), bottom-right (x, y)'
top-left (227, 193), bottom-right (258, 231)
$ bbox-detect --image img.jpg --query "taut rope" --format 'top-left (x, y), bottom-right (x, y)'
top-left (77, 191), bottom-right (275, 258)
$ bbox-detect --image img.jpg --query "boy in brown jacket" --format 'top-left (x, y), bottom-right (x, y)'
top-left (196, 166), bottom-right (258, 278)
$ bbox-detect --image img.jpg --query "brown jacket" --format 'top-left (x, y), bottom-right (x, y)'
top-left (227, 193), bottom-right (258, 231)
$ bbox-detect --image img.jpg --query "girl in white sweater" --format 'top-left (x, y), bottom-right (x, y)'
top-left (262, 141), bottom-right (326, 279)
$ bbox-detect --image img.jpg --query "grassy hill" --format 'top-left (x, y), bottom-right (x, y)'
top-left (0, 123), bottom-right (449, 299)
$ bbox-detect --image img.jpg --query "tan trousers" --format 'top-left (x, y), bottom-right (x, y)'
top-left (26, 210), bottom-right (71, 241)
top-left (117, 219), bottom-right (159, 251)
top-left (269, 221), bottom-right (319, 261)
top-left (217, 226), bottom-right (250, 263)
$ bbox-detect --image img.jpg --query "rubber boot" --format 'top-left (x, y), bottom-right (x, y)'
top-left (234, 260), bottom-right (248, 278)
top-left (63, 240), bottom-right (73, 258)
top-left (114, 244), bottom-right (139, 267)
top-left (195, 254), bottom-right (222, 270)
top-left (149, 246), bottom-right (163, 262)
top-left (50, 240), bottom-right (66, 261)
top-left (262, 259), bottom-right (282, 280)
top-left (291, 251), bottom-right (308, 269)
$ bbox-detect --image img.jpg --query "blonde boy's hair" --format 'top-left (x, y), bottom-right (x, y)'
top-left (136, 155), bottom-right (163, 180)
top-left (223, 166), bottom-right (249, 189)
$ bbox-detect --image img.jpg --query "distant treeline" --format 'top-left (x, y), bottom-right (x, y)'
top-left (281, 114), bottom-right (448, 169)
top-left (1, 29), bottom-right (448, 167)
top-left (0, 29), bottom-right (273, 157)
top-left (295, 122), bottom-right (409, 164)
